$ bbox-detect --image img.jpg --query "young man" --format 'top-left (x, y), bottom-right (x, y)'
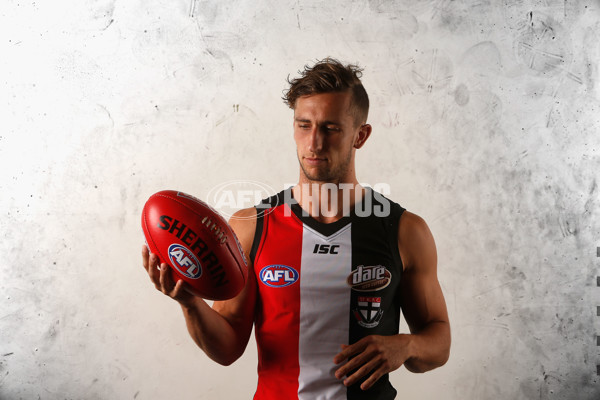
top-left (142, 58), bottom-right (450, 399)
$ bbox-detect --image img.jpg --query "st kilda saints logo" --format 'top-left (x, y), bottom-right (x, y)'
top-left (354, 296), bottom-right (383, 328)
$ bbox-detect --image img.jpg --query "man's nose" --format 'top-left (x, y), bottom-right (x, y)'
top-left (308, 127), bottom-right (323, 153)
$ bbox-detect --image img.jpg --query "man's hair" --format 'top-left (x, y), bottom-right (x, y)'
top-left (283, 58), bottom-right (369, 126)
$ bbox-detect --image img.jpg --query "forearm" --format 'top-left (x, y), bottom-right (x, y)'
top-left (180, 298), bottom-right (248, 366)
top-left (404, 320), bottom-right (451, 373)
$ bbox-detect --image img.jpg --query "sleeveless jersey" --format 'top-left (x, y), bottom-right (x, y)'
top-left (250, 187), bottom-right (406, 400)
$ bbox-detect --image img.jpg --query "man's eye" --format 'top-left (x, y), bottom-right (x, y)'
top-left (299, 124), bottom-right (310, 129)
top-left (325, 126), bottom-right (340, 132)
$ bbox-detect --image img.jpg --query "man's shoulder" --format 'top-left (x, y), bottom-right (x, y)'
top-left (229, 207), bottom-right (258, 228)
top-left (399, 210), bottom-right (427, 230)
top-left (398, 211), bottom-right (436, 271)
top-left (229, 207), bottom-right (257, 238)
top-left (399, 211), bottom-right (433, 244)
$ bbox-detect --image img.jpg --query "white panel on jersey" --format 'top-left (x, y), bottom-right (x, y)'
top-left (298, 223), bottom-right (352, 400)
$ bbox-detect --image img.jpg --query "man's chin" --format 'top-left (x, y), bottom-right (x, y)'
top-left (300, 165), bottom-right (332, 183)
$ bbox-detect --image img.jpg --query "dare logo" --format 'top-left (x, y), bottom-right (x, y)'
top-left (259, 265), bottom-right (299, 288)
top-left (346, 265), bottom-right (391, 292)
top-left (168, 244), bottom-right (202, 279)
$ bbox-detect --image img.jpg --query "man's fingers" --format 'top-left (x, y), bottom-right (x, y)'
top-left (142, 246), bottom-right (194, 306)
top-left (360, 365), bottom-right (386, 391)
top-left (147, 253), bottom-right (163, 290)
top-left (335, 347), bottom-right (373, 380)
top-left (342, 357), bottom-right (380, 387)
top-left (334, 341), bottom-right (363, 364)
top-left (159, 263), bottom-right (176, 294)
top-left (335, 335), bottom-right (409, 391)
top-left (172, 279), bottom-right (187, 298)
top-left (142, 245), bottom-right (150, 271)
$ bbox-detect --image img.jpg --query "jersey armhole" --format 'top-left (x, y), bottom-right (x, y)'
top-left (390, 203), bottom-right (406, 273)
top-left (249, 208), bottom-right (265, 264)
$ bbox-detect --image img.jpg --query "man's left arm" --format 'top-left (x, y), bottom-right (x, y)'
top-left (334, 211), bottom-right (450, 390)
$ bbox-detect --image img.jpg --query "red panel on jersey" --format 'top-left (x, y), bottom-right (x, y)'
top-left (253, 204), bottom-right (303, 400)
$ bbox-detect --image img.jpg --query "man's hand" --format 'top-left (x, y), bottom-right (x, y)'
top-left (142, 245), bottom-right (196, 308)
top-left (333, 334), bottom-right (412, 390)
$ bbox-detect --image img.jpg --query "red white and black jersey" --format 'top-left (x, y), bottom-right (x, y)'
top-left (250, 187), bottom-right (405, 400)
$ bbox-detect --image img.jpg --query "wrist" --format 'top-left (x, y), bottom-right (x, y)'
top-left (179, 295), bottom-right (202, 313)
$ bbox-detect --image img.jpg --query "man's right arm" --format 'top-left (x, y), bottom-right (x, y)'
top-left (142, 207), bottom-right (257, 366)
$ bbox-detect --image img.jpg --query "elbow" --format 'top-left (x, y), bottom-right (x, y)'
top-left (404, 335), bottom-right (451, 373)
top-left (207, 347), bottom-right (244, 367)
top-left (217, 357), bottom-right (236, 367)
top-left (404, 363), bottom-right (427, 374)
top-left (404, 352), bottom-right (449, 373)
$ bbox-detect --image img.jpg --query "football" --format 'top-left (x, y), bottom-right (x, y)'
top-left (141, 190), bottom-right (248, 300)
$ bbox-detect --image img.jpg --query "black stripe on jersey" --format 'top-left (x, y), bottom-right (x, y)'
top-left (250, 190), bottom-right (285, 264)
top-left (347, 189), bottom-right (405, 400)
top-left (249, 213), bottom-right (263, 265)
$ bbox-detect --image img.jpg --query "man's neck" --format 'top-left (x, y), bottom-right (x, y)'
top-left (291, 181), bottom-right (365, 224)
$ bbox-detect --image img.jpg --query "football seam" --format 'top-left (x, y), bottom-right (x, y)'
top-left (225, 239), bottom-right (248, 279)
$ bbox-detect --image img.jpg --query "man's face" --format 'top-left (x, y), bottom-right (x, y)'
top-left (293, 91), bottom-right (363, 184)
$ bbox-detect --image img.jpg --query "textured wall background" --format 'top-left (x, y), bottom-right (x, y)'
top-left (1, 0), bottom-right (599, 399)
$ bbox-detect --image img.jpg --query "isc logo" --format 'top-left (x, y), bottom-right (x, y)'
top-left (260, 265), bottom-right (299, 288)
top-left (312, 244), bottom-right (340, 254)
top-left (168, 244), bottom-right (202, 279)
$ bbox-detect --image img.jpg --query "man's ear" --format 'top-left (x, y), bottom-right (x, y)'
top-left (354, 124), bottom-right (372, 149)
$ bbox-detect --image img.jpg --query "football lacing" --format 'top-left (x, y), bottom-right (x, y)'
top-left (202, 216), bottom-right (228, 244)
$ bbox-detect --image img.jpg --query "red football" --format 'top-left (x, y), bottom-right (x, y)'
top-left (141, 190), bottom-right (247, 300)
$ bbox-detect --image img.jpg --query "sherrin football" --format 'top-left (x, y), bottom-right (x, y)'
top-left (141, 190), bottom-right (248, 300)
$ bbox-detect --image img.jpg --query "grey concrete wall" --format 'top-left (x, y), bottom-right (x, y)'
top-left (1, 0), bottom-right (599, 399)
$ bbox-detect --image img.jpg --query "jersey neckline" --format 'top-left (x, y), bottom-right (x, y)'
top-left (283, 186), bottom-right (371, 237)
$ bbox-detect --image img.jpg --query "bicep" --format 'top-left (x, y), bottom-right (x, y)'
top-left (398, 212), bottom-right (448, 333)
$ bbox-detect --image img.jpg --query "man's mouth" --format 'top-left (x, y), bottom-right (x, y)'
top-left (304, 156), bottom-right (327, 166)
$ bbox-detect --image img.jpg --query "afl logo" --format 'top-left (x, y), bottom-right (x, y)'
top-left (260, 265), bottom-right (299, 288)
top-left (347, 265), bottom-right (391, 291)
top-left (168, 244), bottom-right (202, 279)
